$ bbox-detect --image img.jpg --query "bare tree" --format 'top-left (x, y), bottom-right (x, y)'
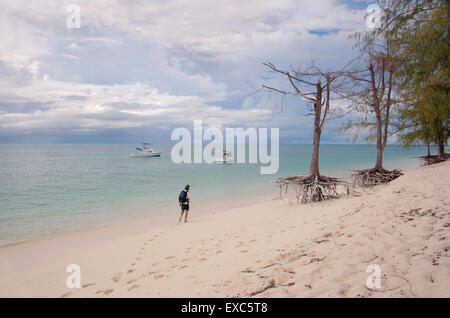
top-left (338, 39), bottom-right (403, 187)
top-left (262, 62), bottom-right (349, 203)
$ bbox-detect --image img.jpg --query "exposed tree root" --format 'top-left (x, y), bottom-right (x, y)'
top-left (277, 174), bottom-right (350, 204)
top-left (352, 168), bottom-right (402, 188)
top-left (420, 154), bottom-right (449, 166)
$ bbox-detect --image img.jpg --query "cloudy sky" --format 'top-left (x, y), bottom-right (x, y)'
top-left (0, 0), bottom-right (375, 143)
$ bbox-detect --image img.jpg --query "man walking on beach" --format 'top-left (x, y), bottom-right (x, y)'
top-left (178, 184), bottom-right (191, 223)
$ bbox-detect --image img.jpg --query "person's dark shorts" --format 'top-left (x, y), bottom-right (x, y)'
top-left (181, 204), bottom-right (189, 211)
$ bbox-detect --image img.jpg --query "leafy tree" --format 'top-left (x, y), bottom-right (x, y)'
top-left (382, 0), bottom-right (449, 159)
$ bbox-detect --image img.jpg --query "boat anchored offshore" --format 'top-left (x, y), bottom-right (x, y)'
top-left (130, 143), bottom-right (161, 157)
top-left (214, 150), bottom-right (233, 163)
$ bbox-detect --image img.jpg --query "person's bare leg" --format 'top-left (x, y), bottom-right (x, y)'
top-left (184, 211), bottom-right (189, 222)
top-left (179, 211), bottom-right (184, 223)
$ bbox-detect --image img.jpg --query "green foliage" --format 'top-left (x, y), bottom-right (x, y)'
top-left (344, 0), bottom-right (448, 157)
top-left (386, 0), bottom-right (449, 151)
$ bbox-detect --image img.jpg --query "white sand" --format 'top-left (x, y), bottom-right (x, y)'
top-left (0, 161), bottom-right (449, 298)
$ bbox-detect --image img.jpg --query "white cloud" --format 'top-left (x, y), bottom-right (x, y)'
top-left (67, 42), bottom-right (81, 50)
top-left (26, 60), bottom-right (40, 79)
top-left (0, 77), bottom-right (275, 135)
top-left (0, 0), bottom-right (367, 141)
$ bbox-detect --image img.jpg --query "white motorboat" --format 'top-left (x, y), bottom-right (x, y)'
top-left (130, 143), bottom-right (161, 157)
top-left (215, 151), bottom-right (233, 163)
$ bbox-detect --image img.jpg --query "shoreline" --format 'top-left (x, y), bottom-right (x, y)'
top-left (0, 160), bottom-right (448, 297)
top-left (0, 156), bottom-right (421, 248)
top-left (0, 187), bottom-right (277, 249)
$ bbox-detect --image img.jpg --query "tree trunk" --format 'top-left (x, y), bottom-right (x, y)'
top-left (310, 114), bottom-right (321, 177)
top-left (310, 82), bottom-right (322, 177)
top-left (374, 110), bottom-right (384, 171)
top-left (427, 141), bottom-right (431, 157)
top-left (437, 138), bottom-right (445, 160)
top-left (369, 63), bottom-right (384, 172)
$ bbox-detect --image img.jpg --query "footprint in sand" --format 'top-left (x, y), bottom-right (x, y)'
top-left (126, 279), bottom-right (137, 284)
top-left (283, 268), bottom-right (296, 275)
top-left (154, 274), bottom-right (165, 279)
top-left (61, 291), bottom-right (73, 298)
top-left (241, 250), bottom-right (248, 253)
top-left (216, 250), bottom-right (222, 254)
top-left (97, 288), bottom-right (114, 295)
top-left (82, 282), bottom-right (96, 288)
top-left (178, 265), bottom-right (188, 270)
top-left (103, 288), bottom-right (114, 295)
top-left (199, 258), bottom-right (207, 262)
top-left (112, 274), bottom-right (121, 282)
top-left (166, 256), bottom-right (175, 260)
top-left (127, 268), bottom-right (135, 274)
top-left (128, 285), bottom-right (140, 291)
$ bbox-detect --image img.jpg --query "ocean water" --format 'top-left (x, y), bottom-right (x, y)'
top-left (0, 143), bottom-right (428, 245)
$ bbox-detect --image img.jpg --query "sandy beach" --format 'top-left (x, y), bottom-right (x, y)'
top-left (0, 160), bottom-right (448, 298)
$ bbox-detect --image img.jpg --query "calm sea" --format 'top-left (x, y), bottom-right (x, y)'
top-left (0, 144), bottom-right (428, 245)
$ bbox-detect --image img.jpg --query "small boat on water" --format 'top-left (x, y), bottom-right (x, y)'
top-left (215, 150), bottom-right (233, 163)
top-left (130, 143), bottom-right (161, 157)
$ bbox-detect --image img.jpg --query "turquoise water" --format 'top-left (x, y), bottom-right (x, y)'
top-left (0, 144), bottom-right (428, 245)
